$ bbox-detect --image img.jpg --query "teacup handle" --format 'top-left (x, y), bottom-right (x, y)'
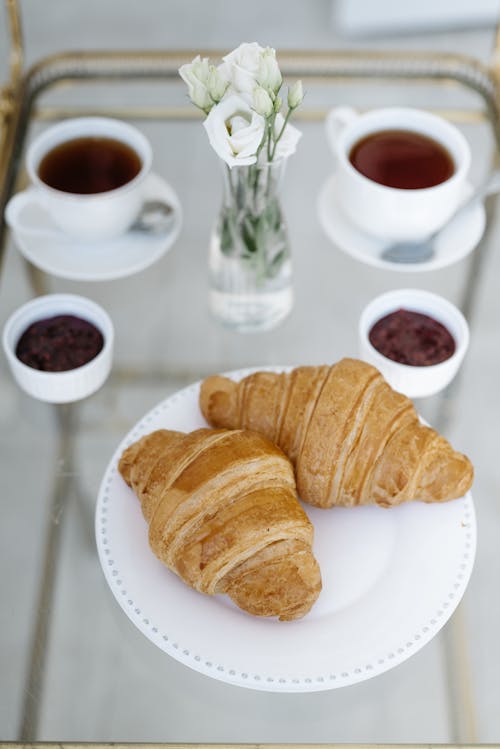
top-left (5, 187), bottom-right (63, 238)
top-left (325, 106), bottom-right (359, 161)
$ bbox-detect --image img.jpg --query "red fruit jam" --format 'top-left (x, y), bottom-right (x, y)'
top-left (15, 314), bottom-right (104, 372)
top-left (369, 308), bottom-right (455, 367)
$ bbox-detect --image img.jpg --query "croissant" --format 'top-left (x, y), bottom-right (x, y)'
top-left (118, 427), bottom-right (321, 620)
top-left (199, 358), bottom-right (473, 509)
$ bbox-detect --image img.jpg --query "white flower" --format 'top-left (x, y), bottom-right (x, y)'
top-left (181, 45), bottom-right (301, 167)
top-left (257, 48), bottom-right (282, 94)
top-left (219, 42), bottom-right (267, 99)
top-left (272, 113), bottom-right (302, 160)
top-left (179, 55), bottom-right (212, 112)
top-left (253, 86), bottom-right (274, 117)
top-left (203, 95), bottom-right (265, 168)
top-left (288, 80), bottom-right (304, 109)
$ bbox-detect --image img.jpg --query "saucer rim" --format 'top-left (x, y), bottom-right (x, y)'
top-left (317, 174), bottom-right (486, 273)
top-left (7, 172), bottom-right (182, 282)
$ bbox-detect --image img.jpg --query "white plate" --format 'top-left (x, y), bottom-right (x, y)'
top-left (317, 174), bottom-right (486, 272)
top-left (6, 173), bottom-right (182, 281)
top-left (95, 367), bottom-right (476, 692)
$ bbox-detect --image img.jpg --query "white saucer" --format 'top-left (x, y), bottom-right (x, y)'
top-left (317, 175), bottom-right (486, 272)
top-left (5, 173), bottom-right (182, 282)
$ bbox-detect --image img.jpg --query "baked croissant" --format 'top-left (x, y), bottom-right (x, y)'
top-left (119, 427), bottom-right (321, 620)
top-left (199, 358), bottom-right (473, 509)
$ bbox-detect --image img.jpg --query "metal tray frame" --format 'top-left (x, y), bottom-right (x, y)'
top-left (2, 0), bottom-right (500, 746)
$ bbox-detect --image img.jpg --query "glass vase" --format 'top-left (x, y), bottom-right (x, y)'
top-left (208, 158), bottom-right (293, 333)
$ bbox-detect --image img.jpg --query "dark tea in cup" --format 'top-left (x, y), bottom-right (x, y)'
top-left (349, 129), bottom-right (455, 190)
top-left (38, 136), bottom-right (142, 195)
top-left (19, 117), bottom-right (152, 240)
top-left (326, 106), bottom-right (470, 239)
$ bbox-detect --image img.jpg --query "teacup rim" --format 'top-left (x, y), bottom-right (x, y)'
top-left (336, 106), bottom-right (471, 195)
top-left (26, 116), bottom-right (152, 202)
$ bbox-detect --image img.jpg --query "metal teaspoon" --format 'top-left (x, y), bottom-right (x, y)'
top-left (380, 169), bottom-right (500, 264)
top-left (130, 200), bottom-right (174, 234)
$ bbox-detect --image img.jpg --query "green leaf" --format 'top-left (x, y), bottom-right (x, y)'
top-left (242, 217), bottom-right (258, 254)
top-left (268, 249), bottom-right (287, 277)
top-left (219, 215), bottom-right (234, 256)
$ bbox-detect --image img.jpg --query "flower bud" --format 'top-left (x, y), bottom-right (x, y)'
top-left (257, 48), bottom-right (282, 94)
top-left (190, 80), bottom-right (213, 112)
top-left (179, 55), bottom-right (210, 86)
top-left (253, 86), bottom-right (274, 117)
top-left (207, 65), bottom-right (229, 103)
top-left (179, 55), bottom-right (213, 112)
top-left (273, 95), bottom-right (282, 114)
top-left (287, 80), bottom-right (304, 109)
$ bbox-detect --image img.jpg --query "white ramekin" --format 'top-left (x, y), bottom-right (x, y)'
top-left (2, 293), bottom-right (114, 403)
top-left (358, 288), bottom-right (469, 399)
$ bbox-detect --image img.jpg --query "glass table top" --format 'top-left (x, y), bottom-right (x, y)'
top-left (1, 37), bottom-right (499, 745)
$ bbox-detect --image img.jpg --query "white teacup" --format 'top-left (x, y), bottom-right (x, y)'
top-left (325, 107), bottom-right (471, 241)
top-left (6, 117), bottom-right (153, 242)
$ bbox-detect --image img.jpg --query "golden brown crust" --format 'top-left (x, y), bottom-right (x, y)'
top-left (199, 358), bottom-right (474, 508)
top-left (119, 428), bottom-right (322, 620)
top-left (220, 538), bottom-right (322, 620)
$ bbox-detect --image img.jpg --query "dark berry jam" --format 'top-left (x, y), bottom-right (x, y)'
top-left (369, 308), bottom-right (455, 367)
top-left (15, 314), bottom-right (104, 372)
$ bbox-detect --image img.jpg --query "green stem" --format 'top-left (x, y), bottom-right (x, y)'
top-left (265, 159), bottom-right (273, 202)
top-left (270, 107), bottom-right (293, 161)
top-left (226, 163), bottom-right (237, 203)
top-left (252, 125), bottom-right (269, 209)
top-left (255, 125), bottom-right (268, 162)
top-left (266, 120), bottom-right (273, 162)
top-left (266, 111), bottom-right (278, 162)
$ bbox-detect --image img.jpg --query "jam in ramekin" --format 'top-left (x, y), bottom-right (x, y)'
top-left (369, 308), bottom-right (455, 367)
top-left (16, 314), bottom-right (104, 372)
